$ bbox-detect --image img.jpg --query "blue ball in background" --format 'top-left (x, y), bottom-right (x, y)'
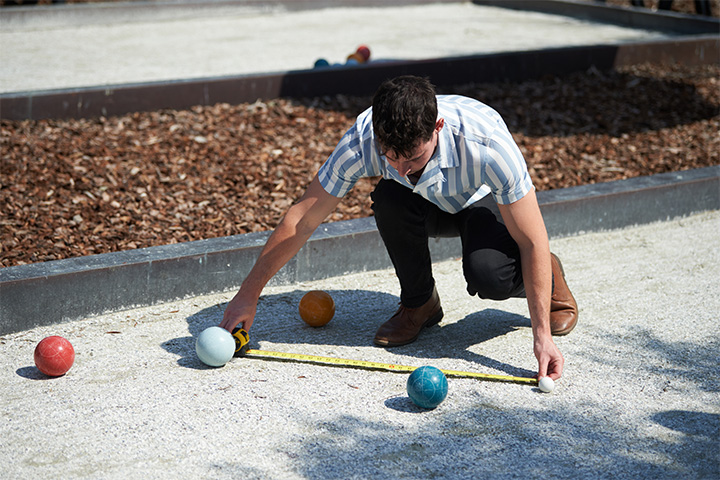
top-left (196, 326), bottom-right (235, 367)
top-left (314, 58), bottom-right (330, 68)
top-left (407, 366), bottom-right (448, 409)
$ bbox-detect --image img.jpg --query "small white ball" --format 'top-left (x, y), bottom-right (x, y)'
top-left (538, 376), bottom-right (555, 393)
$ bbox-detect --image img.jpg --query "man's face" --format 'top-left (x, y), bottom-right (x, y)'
top-left (384, 119), bottom-right (444, 178)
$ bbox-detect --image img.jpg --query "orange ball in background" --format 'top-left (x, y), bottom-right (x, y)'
top-left (299, 290), bottom-right (335, 327)
top-left (346, 52), bottom-right (366, 64)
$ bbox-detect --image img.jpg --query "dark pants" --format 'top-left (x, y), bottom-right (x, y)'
top-left (371, 179), bottom-right (526, 307)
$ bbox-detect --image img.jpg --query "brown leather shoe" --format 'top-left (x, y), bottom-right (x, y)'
top-left (550, 253), bottom-right (578, 335)
top-left (374, 287), bottom-right (443, 347)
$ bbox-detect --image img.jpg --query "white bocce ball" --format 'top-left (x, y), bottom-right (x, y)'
top-left (538, 376), bottom-right (555, 393)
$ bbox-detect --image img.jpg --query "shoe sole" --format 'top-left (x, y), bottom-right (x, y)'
top-left (553, 325), bottom-right (576, 336)
top-left (373, 308), bottom-right (444, 347)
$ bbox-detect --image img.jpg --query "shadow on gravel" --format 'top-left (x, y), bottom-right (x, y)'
top-left (15, 366), bottom-right (55, 380)
top-left (260, 401), bottom-right (719, 480)
top-left (651, 410), bottom-right (720, 479)
top-left (162, 289), bottom-right (534, 377)
top-left (200, 396), bottom-right (719, 478)
top-left (167, 292), bottom-right (719, 478)
top-left (393, 308), bottom-right (535, 379)
top-left (162, 288), bottom-right (399, 369)
top-left (584, 326), bottom-right (720, 394)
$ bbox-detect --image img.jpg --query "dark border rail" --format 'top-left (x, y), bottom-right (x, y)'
top-left (2, 36), bottom-right (718, 121)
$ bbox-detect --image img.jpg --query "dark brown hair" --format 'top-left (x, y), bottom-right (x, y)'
top-left (372, 76), bottom-right (438, 159)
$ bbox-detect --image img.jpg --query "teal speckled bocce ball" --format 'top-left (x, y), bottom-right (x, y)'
top-left (407, 366), bottom-right (448, 409)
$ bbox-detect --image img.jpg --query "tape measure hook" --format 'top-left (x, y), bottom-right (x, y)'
top-left (232, 327), bottom-right (250, 357)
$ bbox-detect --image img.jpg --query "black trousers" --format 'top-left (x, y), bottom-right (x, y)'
top-left (371, 179), bottom-right (526, 307)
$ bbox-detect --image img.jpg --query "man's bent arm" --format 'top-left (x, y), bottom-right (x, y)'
top-left (497, 189), bottom-right (564, 379)
top-left (220, 175), bottom-right (342, 332)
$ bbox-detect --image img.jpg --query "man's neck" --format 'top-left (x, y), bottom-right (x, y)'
top-left (407, 168), bottom-right (424, 185)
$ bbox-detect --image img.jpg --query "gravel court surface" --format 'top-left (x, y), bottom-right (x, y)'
top-left (2, 210), bottom-right (719, 479)
top-left (0, 2), bottom-right (675, 93)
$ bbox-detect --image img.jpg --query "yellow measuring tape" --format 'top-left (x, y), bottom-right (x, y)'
top-left (232, 328), bottom-right (537, 386)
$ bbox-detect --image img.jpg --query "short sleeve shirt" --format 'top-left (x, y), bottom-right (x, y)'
top-left (317, 95), bottom-right (533, 213)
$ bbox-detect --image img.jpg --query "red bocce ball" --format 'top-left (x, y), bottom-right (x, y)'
top-left (34, 336), bottom-right (75, 377)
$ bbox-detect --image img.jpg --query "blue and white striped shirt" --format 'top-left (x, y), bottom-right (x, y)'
top-left (317, 95), bottom-right (533, 213)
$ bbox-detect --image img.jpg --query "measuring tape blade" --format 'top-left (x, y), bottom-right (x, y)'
top-left (439, 368), bottom-right (537, 385)
top-left (244, 348), bottom-right (537, 386)
top-left (232, 327), bottom-right (536, 386)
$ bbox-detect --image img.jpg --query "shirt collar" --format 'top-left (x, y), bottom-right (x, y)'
top-left (413, 122), bottom-right (457, 189)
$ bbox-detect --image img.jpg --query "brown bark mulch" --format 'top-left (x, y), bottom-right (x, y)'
top-left (2, 63), bottom-right (719, 267)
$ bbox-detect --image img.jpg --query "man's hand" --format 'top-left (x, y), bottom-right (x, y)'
top-left (534, 336), bottom-right (564, 380)
top-left (219, 290), bottom-right (258, 333)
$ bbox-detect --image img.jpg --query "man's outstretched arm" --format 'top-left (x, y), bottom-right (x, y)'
top-left (219, 175), bottom-right (342, 333)
top-left (498, 189), bottom-right (564, 380)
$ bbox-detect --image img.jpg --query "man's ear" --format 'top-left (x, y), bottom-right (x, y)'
top-left (435, 118), bottom-right (445, 133)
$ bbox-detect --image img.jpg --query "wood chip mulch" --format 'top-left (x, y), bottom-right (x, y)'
top-left (1, 63), bottom-right (718, 267)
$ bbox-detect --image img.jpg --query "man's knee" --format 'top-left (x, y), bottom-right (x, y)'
top-left (464, 249), bottom-right (524, 300)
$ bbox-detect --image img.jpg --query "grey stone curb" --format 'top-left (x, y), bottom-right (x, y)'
top-left (1, 166), bottom-right (718, 335)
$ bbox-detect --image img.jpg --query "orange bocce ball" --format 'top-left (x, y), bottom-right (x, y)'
top-left (299, 290), bottom-right (335, 327)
